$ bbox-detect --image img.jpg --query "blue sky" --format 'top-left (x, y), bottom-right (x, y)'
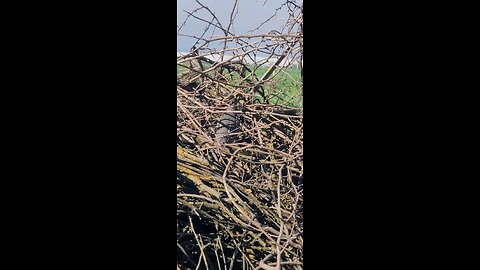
top-left (177, 0), bottom-right (296, 52)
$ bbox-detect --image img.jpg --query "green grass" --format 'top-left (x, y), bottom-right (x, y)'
top-left (251, 66), bottom-right (302, 107)
top-left (177, 65), bottom-right (187, 74)
top-left (177, 65), bottom-right (302, 108)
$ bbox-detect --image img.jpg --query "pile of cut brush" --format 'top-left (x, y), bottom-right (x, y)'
top-left (177, 52), bottom-right (303, 270)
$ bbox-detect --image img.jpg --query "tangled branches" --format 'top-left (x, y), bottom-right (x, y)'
top-left (177, 1), bottom-right (303, 269)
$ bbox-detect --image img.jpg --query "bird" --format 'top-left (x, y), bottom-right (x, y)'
top-left (215, 106), bottom-right (239, 145)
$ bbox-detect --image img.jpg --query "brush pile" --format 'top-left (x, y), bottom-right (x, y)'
top-left (177, 1), bottom-right (303, 269)
top-left (177, 55), bottom-right (303, 270)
